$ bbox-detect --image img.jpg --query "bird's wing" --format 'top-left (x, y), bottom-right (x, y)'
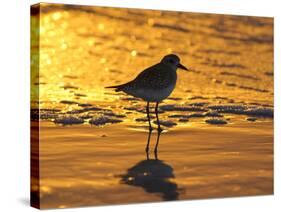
top-left (130, 63), bottom-right (175, 89)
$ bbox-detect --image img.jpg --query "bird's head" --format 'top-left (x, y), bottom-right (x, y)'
top-left (161, 54), bottom-right (188, 71)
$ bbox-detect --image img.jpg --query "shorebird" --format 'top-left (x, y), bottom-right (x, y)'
top-left (106, 54), bottom-right (188, 154)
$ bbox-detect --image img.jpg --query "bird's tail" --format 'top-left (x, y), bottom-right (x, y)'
top-left (105, 83), bottom-right (129, 92)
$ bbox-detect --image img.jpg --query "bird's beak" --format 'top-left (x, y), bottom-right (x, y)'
top-left (177, 63), bottom-right (188, 71)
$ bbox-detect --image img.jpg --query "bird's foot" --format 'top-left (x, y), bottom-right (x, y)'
top-left (145, 146), bottom-right (149, 153)
top-left (157, 127), bottom-right (163, 133)
top-left (149, 126), bottom-right (153, 132)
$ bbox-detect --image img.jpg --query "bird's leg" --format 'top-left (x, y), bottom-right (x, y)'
top-left (154, 102), bottom-right (163, 155)
top-left (146, 128), bottom-right (152, 158)
top-left (154, 124), bottom-right (162, 160)
top-left (145, 102), bottom-right (153, 153)
top-left (155, 102), bottom-right (163, 133)
top-left (146, 102), bottom-right (153, 131)
top-left (146, 133), bottom-right (152, 160)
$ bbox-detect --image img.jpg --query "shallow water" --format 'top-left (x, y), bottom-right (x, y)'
top-left (38, 120), bottom-right (273, 208)
top-left (31, 3), bottom-right (273, 208)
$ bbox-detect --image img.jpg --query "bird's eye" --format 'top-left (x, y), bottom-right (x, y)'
top-left (169, 59), bottom-right (174, 64)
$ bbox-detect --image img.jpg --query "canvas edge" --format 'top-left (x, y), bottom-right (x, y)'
top-left (27, 2), bottom-right (274, 209)
top-left (30, 3), bottom-right (41, 209)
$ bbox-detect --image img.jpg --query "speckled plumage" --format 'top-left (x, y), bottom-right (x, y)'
top-left (124, 63), bottom-right (177, 90)
top-left (107, 54), bottom-right (187, 102)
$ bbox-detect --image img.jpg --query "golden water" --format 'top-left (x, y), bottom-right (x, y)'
top-left (31, 3), bottom-right (273, 209)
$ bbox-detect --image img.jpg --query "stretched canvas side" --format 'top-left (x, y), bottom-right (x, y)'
top-left (30, 3), bottom-right (41, 209)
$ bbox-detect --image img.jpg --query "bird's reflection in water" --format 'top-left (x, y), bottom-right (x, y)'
top-left (120, 130), bottom-right (179, 201)
top-left (145, 126), bottom-right (162, 160)
top-left (120, 159), bottom-right (179, 200)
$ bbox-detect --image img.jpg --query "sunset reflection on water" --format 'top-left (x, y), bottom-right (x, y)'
top-left (31, 3), bottom-right (273, 209)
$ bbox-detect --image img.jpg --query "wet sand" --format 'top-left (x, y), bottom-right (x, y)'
top-left (39, 119), bottom-right (273, 208)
